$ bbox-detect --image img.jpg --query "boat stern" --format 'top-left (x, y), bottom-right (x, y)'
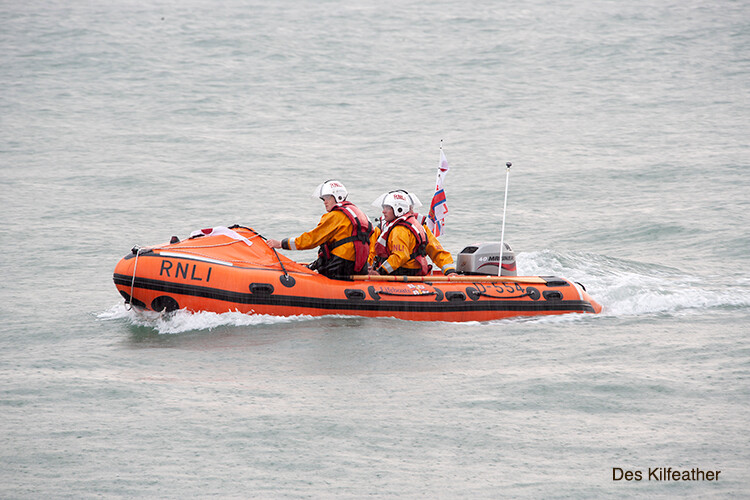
top-left (575, 283), bottom-right (603, 314)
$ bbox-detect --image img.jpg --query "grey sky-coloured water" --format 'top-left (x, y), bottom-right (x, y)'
top-left (1, 0), bottom-right (749, 497)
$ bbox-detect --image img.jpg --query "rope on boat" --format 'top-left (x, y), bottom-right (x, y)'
top-left (350, 274), bottom-right (548, 284)
top-left (178, 228), bottom-right (297, 276)
top-left (271, 248), bottom-right (290, 276)
top-left (157, 237), bottom-right (282, 267)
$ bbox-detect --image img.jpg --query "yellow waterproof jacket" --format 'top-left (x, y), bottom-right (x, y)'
top-left (282, 210), bottom-right (355, 261)
top-left (423, 225), bottom-right (456, 274)
top-left (378, 225), bottom-right (421, 273)
top-left (368, 224), bottom-right (456, 274)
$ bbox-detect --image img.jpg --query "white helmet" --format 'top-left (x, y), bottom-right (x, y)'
top-left (312, 180), bottom-right (348, 202)
top-left (373, 190), bottom-right (423, 217)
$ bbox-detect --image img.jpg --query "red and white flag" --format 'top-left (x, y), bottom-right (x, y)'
top-left (427, 148), bottom-right (450, 237)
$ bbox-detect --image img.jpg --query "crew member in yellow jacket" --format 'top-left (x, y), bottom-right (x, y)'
top-left (267, 180), bottom-right (372, 279)
top-left (368, 224), bottom-right (457, 275)
top-left (369, 190), bottom-right (456, 276)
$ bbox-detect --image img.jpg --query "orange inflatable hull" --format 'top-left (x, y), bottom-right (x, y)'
top-left (113, 226), bottom-right (602, 322)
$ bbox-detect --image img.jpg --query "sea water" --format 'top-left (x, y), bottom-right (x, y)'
top-left (1, 0), bottom-right (749, 497)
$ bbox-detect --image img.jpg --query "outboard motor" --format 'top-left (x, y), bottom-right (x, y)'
top-left (456, 242), bottom-right (517, 276)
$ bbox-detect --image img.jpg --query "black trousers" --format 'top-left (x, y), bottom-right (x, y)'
top-left (311, 255), bottom-right (363, 280)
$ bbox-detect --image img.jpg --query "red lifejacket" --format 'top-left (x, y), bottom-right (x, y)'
top-left (374, 214), bottom-right (429, 275)
top-left (319, 201), bottom-right (373, 274)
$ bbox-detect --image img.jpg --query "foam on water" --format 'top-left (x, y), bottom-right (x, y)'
top-left (98, 249), bottom-right (750, 333)
top-left (518, 250), bottom-right (750, 317)
top-left (97, 303), bottom-right (317, 334)
top-left (4, 0), bottom-right (750, 497)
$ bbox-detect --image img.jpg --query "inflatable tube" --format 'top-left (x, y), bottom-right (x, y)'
top-left (113, 226), bottom-right (602, 322)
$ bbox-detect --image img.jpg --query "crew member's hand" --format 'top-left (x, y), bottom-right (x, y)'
top-left (266, 239), bottom-right (282, 249)
top-left (368, 268), bottom-right (381, 276)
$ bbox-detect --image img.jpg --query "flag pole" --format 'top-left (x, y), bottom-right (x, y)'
top-left (428, 139), bottom-right (448, 237)
top-left (498, 162), bottom-right (512, 276)
top-left (437, 139), bottom-right (443, 195)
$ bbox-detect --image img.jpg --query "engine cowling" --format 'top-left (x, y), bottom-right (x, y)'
top-left (456, 242), bottom-right (517, 276)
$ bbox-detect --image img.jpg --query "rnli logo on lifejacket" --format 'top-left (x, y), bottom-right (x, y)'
top-left (159, 260), bottom-right (212, 282)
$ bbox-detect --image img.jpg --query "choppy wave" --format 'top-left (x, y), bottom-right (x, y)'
top-left (518, 250), bottom-right (750, 317)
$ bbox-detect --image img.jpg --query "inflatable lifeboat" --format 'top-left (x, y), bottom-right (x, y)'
top-left (113, 225), bottom-right (602, 323)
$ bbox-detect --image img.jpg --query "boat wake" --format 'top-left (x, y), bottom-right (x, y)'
top-left (99, 250), bottom-right (750, 333)
top-left (518, 250), bottom-right (750, 317)
top-left (97, 304), bottom-right (318, 334)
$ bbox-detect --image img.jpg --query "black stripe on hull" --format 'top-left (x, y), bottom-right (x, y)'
top-left (113, 273), bottom-right (596, 314)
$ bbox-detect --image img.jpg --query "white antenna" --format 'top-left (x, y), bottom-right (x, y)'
top-left (498, 162), bottom-right (512, 276)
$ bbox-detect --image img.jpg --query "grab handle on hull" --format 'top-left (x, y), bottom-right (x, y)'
top-left (249, 283), bottom-right (275, 295)
top-left (345, 289), bottom-right (366, 301)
